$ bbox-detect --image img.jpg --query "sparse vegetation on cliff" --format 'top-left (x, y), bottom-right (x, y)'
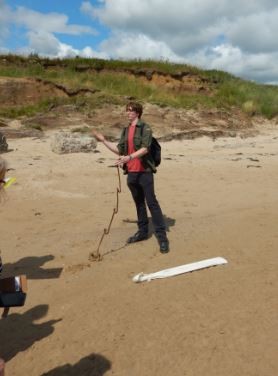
top-left (0, 54), bottom-right (277, 119)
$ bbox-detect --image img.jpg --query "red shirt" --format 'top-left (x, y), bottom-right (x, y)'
top-left (127, 125), bottom-right (145, 172)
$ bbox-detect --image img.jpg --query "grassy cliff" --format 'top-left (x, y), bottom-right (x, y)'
top-left (0, 54), bottom-right (277, 119)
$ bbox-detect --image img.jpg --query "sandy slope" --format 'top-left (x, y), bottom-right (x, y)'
top-left (0, 127), bottom-right (277, 376)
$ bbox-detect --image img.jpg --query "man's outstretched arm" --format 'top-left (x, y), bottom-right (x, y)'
top-left (93, 131), bottom-right (119, 155)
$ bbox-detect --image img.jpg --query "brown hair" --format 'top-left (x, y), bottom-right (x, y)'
top-left (126, 102), bottom-right (143, 118)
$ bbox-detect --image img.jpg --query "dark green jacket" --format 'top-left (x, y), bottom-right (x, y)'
top-left (117, 119), bottom-right (156, 173)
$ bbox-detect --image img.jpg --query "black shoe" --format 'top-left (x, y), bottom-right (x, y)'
top-left (127, 231), bottom-right (148, 244)
top-left (159, 241), bottom-right (169, 254)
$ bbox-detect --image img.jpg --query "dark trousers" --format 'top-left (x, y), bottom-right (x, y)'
top-left (127, 172), bottom-right (167, 242)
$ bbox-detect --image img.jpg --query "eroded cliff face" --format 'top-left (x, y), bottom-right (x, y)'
top-left (0, 75), bottom-right (265, 143)
top-left (0, 77), bottom-right (67, 106)
top-left (0, 77), bottom-right (101, 107)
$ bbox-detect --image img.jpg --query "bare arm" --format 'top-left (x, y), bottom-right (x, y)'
top-left (93, 131), bottom-right (119, 155)
top-left (116, 147), bottom-right (148, 166)
top-left (93, 130), bottom-right (148, 166)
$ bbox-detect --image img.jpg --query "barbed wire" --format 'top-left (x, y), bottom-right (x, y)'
top-left (89, 166), bottom-right (122, 261)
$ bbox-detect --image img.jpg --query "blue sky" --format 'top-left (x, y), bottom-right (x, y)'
top-left (1, 0), bottom-right (278, 84)
top-left (2, 0), bottom-right (110, 53)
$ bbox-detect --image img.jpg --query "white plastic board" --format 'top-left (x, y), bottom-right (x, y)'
top-left (133, 257), bottom-right (228, 283)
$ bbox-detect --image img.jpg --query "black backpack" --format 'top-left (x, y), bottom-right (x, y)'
top-left (139, 124), bottom-right (161, 167)
top-left (149, 136), bottom-right (161, 167)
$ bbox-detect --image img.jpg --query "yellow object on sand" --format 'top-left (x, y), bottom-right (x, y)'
top-left (3, 177), bottom-right (16, 189)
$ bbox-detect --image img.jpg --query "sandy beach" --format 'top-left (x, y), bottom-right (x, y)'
top-left (1, 126), bottom-right (277, 375)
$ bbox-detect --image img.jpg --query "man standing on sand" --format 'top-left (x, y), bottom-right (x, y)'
top-left (93, 102), bottom-right (169, 253)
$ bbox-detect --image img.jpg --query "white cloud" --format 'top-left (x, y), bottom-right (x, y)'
top-left (80, 46), bottom-right (108, 59)
top-left (87, 0), bottom-right (278, 54)
top-left (81, 0), bottom-right (278, 83)
top-left (187, 44), bottom-right (278, 83)
top-left (227, 9), bottom-right (278, 53)
top-left (1, 0), bottom-right (278, 83)
top-left (80, 1), bottom-right (96, 18)
top-left (100, 32), bottom-right (183, 61)
top-left (17, 30), bottom-right (108, 59)
top-left (0, 0), bottom-right (12, 41)
top-left (0, 1), bottom-right (103, 59)
top-left (27, 31), bottom-right (61, 56)
top-left (13, 6), bottom-right (96, 36)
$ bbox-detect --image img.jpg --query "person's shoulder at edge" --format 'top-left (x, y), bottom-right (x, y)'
top-left (137, 120), bottom-right (152, 137)
top-left (137, 119), bottom-right (150, 128)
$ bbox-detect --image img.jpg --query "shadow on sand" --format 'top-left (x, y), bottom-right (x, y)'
top-left (123, 214), bottom-right (176, 236)
top-left (101, 215), bottom-right (176, 257)
top-left (41, 353), bottom-right (111, 376)
top-left (2, 255), bottom-right (63, 280)
top-left (0, 304), bottom-right (61, 362)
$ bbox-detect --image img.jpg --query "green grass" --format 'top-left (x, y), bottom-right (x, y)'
top-left (0, 54), bottom-right (277, 119)
top-left (0, 100), bottom-right (52, 118)
top-left (214, 80), bottom-right (278, 118)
